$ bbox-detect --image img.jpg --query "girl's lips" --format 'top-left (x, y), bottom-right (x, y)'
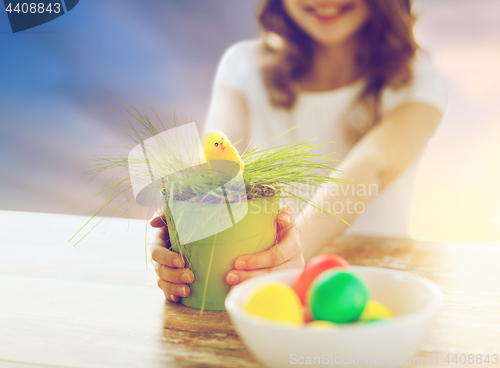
top-left (304, 2), bottom-right (356, 23)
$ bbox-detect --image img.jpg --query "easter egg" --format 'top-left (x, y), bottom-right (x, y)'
top-left (307, 320), bottom-right (337, 330)
top-left (294, 254), bottom-right (349, 305)
top-left (363, 318), bottom-right (388, 324)
top-left (307, 270), bottom-right (368, 324)
top-left (244, 282), bottom-right (304, 325)
top-left (358, 300), bottom-right (393, 322)
top-left (303, 306), bottom-right (314, 323)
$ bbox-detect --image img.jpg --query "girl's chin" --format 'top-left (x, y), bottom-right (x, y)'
top-left (310, 32), bottom-right (352, 47)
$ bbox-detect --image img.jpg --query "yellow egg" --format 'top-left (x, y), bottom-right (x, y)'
top-left (307, 320), bottom-right (337, 330)
top-left (358, 300), bottom-right (393, 322)
top-left (243, 282), bottom-right (304, 325)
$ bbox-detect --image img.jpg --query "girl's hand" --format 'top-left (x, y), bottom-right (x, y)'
top-left (225, 206), bottom-right (304, 286)
top-left (149, 214), bottom-right (194, 303)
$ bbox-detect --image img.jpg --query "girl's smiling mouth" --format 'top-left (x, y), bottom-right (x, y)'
top-left (303, 2), bottom-right (356, 23)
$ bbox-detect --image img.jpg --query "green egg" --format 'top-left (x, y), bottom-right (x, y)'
top-left (363, 318), bottom-right (388, 324)
top-left (307, 270), bottom-right (368, 324)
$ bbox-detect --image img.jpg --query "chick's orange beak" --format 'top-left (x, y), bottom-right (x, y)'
top-left (220, 141), bottom-right (225, 150)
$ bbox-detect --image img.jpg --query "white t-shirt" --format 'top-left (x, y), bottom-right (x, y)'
top-left (206, 40), bottom-right (448, 237)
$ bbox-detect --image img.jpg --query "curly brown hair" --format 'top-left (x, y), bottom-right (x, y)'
top-left (257, 0), bottom-right (419, 132)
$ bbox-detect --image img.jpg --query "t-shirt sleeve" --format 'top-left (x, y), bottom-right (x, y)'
top-left (381, 56), bottom-right (448, 116)
top-left (406, 56), bottom-right (448, 113)
top-left (212, 41), bottom-right (259, 97)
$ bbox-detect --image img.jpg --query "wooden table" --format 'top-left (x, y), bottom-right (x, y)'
top-left (1, 210), bottom-right (499, 367)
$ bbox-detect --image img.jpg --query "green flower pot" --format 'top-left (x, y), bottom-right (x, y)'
top-left (171, 196), bottom-right (280, 311)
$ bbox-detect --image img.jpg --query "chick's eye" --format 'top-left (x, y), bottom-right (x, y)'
top-left (214, 143), bottom-right (219, 147)
top-left (221, 138), bottom-right (224, 141)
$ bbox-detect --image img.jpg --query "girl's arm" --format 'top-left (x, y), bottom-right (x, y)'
top-left (228, 101), bottom-right (443, 284)
top-left (297, 101), bottom-right (443, 260)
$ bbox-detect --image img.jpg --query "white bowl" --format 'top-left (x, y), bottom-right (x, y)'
top-left (225, 266), bottom-right (441, 368)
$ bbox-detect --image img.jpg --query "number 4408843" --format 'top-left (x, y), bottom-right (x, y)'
top-left (5, 3), bottom-right (61, 14)
top-left (444, 354), bottom-right (498, 365)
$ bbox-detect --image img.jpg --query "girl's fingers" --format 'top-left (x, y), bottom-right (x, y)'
top-left (276, 205), bottom-right (295, 235)
top-left (151, 209), bottom-right (192, 302)
top-left (157, 278), bottom-right (191, 300)
top-left (226, 260), bottom-right (301, 285)
top-left (150, 216), bottom-right (167, 228)
top-left (150, 243), bottom-right (185, 268)
top-left (155, 263), bottom-right (194, 284)
top-left (233, 206), bottom-right (298, 271)
top-left (167, 294), bottom-right (180, 303)
top-left (149, 209), bottom-right (167, 228)
top-left (234, 229), bottom-right (301, 270)
top-left (148, 225), bottom-right (170, 248)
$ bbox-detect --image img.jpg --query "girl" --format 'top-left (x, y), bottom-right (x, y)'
top-left (150, 0), bottom-right (447, 302)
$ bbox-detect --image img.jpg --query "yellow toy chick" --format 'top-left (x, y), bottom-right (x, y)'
top-left (202, 131), bottom-right (244, 172)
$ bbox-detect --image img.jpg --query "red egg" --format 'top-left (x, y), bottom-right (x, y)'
top-left (293, 254), bottom-right (349, 305)
top-left (303, 305), bottom-right (314, 323)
